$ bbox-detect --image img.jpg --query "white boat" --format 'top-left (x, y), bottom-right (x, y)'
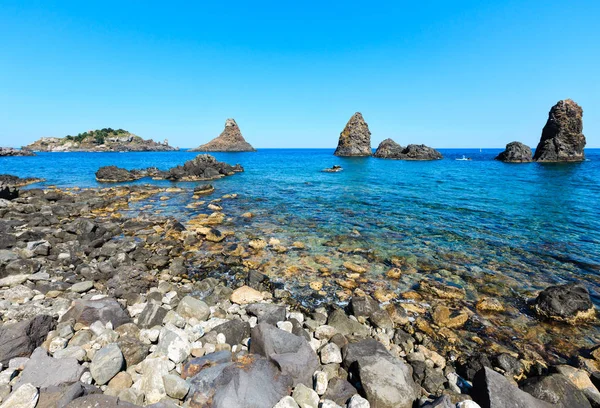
top-left (456, 155), bottom-right (472, 161)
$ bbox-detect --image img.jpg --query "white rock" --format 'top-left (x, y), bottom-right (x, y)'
top-left (320, 400), bottom-right (343, 408)
top-left (216, 333), bottom-right (226, 344)
top-left (314, 371), bottom-right (328, 395)
top-left (273, 396), bottom-right (299, 408)
top-left (288, 312), bottom-right (304, 323)
top-left (48, 337), bottom-right (68, 353)
top-left (315, 325), bottom-right (337, 340)
top-left (0, 274), bottom-right (31, 287)
top-left (320, 343), bottom-right (342, 364)
top-left (156, 326), bottom-right (190, 364)
top-left (457, 401), bottom-right (481, 408)
top-left (277, 321), bottom-right (293, 333)
top-left (139, 357), bottom-right (170, 404)
top-left (0, 383), bottom-right (39, 408)
top-left (348, 394), bottom-right (370, 408)
top-left (139, 328), bottom-right (160, 344)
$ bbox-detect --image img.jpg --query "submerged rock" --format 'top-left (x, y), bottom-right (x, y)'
top-left (495, 142), bottom-right (533, 163)
top-left (322, 165), bottom-right (343, 173)
top-left (189, 118), bottom-right (256, 152)
top-left (533, 99), bottom-right (586, 162)
top-left (374, 138), bottom-right (443, 160)
top-left (334, 112), bottom-right (372, 157)
top-left (533, 283), bottom-right (595, 324)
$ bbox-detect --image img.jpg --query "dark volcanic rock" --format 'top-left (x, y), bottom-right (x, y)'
top-left (533, 99), bottom-right (586, 162)
top-left (495, 141), bottom-right (533, 163)
top-left (0, 174), bottom-right (45, 187)
top-left (0, 147), bottom-right (35, 156)
top-left (334, 112), bottom-right (372, 157)
top-left (322, 165), bottom-right (343, 173)
top-left (250, 322), bottom-right (319, 387)
top-left (189, 118), bottom-right (256, 152)
top-left (0, 315), bottom-right (55, 365)
top-left (533, 283), bottom-right (595, 324)
top-left (472, 367), bottom-right (554, 408)
top-left (95, 166), bottom-right (141, 182)
top-left (374, 138), bottom-right (443, 160)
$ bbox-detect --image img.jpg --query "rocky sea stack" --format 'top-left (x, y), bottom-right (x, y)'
top-left (495, 141), bottom-right (533, 163)
top-left (334, 113), bottom-right (372, 157)
top-left (25, 128), bottom-right (177, 152)
top-left (374, 138), bottom-right (443, 160)
top-left (533, 99), bottom-right (586, 162)
top-left (190, 119), bottom-right (255, 152)
top-left (0, 147), bottom-right (35, 157)
top-left (96, 154), bottom-right (243, 183)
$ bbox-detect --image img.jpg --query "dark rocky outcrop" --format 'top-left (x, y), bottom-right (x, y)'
top-left (334, 112), bottom-right (372, 156)
top-left (522, 374), bottom-right (592, 407)
top-left (495, 142), bottom-right (533, 163)
top-left (374, 138), bottom-right (443, 160)
top-left (0, 174), bottom-right (45, 187)
top-left (533, 99), bottom-right (586, 162)
top-left (0, 315), bottom-right (55, 365)
top-left (533, 283), bottom-right (595, 324)
top-left (190, 119), bottom-right (255, 152)
top-left (0, 147), bottom-right (35, 156)
top-left (95, 155), bottom-right (243, 183)
top-left (322, 165), bottom-right (343, 173)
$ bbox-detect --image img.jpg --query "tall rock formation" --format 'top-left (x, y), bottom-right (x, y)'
top-left (495, 142), bottom-right (532, 163)
top-left (190, 119), bottom-right (255, 152)
top-left (374, 138), bottom-right (442, 160)
top-left (334, 113), bottom-right (372, 156)
top-left (533, 99), bottom-right (586, 162)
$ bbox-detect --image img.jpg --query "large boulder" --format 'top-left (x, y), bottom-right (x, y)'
top-left (472, 367), bottom-right (554, 408)
top-left (334, 112), bottom-right (372, 157)
top-left (250, 322), bottom-right (319, 387)
top-left (521, 374), bottom-right (591, 407)
top-left (495, 142), bottom-right (533, 163)
top-left (15, 347), bottom-right (85, 388)
top-left (374, 138), bottom-right (442, 160)
top-left (60, 298), bottom-right (131, 328)
top-left (166, 154), bottom-right (244, 181)
top-left (533, 99), bottom-right (586, 162)
top-left (189, 118), bottom-right (256, 152)
top-left (0, 314), bottom-right (55, 365)
top-left (343, 339), bottom-right (418, 408)
top-left (65, 394), bottom-right (139, 407)
top-left (95, 166), bottom-right (140, 183)
top-left (533, 283), bottom-right (595, 324)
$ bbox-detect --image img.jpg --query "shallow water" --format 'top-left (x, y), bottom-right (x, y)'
top-left (2, 148), bottom-right (600, 356)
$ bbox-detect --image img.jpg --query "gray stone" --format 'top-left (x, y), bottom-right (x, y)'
top-left (60, 298), bottom-right (131, 328)
top-left (176, 295), bottom-right (210, 321)
top-left (320, 343), bottom-right (343, 364)
top-left (36, 382), bottom-right (101, 408)
top-left (327, 309), bottom-right (369, 337)
top-left (15, 347), bottom-right (85, 389)
top-left (116, 336), bottom-right (149, 367)
top-left (246, 303), bottom-right (286, 325)
top-left (70, 281), bottom-right (94, 293)
top-left (65, 394), bottom-right (138, 407)
top-left (250, 322), bottom-right (319, 387)
top-left (322, 378), bottom-right (357, 406)
top-left (472, 367), bottom-right (554, 408)
top-left (292, 383), bottom-right (319, 408)
top-left (162, 374), bottom-right (189, 400)
top-left (521, 374), bottom-right (592, 407)
top-left (1, 383), bottom-right (39, 408)
top-left (0, 315), bottom-right (54, 365)
top-left (90, 343), bottom-right (124, 385)
top-left (137, 301), bottom-right (168, 329)
top-left (213, 319), bottom-right (250, 345)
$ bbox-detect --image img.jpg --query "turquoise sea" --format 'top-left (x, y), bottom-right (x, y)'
top-left (2, 149), bottom-right (600, 352)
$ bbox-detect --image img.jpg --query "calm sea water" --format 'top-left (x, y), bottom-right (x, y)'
top-left (2, 148), bottom-right (600, 305)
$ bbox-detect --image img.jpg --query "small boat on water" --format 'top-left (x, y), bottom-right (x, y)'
top-left (456, 155), bottom-right (472, 161)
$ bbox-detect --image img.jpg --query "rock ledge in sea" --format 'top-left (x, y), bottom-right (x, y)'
top-left (190, 119), bottom-right (255, 152)
top-left (374, 138), bottom-right (442, 160)
top-left (533, 283), bottom-right (596, 324)
top-left (495, 141), bottom-right (532, 163)
top-left (95, 154), bottom-right (243, 183)
top-left (0, 147), bottom-right (35, 157)
top-left (533, 99), bottom-right (586, 162)
top-left (25, 128), bottom-right (177, 152)
top-left (334, 112), bottom-right (372, 157)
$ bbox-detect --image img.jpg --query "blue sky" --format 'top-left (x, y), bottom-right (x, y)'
top-left (0, 1), bottom-right (598, 148)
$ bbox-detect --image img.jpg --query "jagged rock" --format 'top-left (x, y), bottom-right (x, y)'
top-left (374, 139), bottom-right (442, 160)
top-left (533, 99), bottom-right (586, 162)
top-left (322, 165), bottom-right (343, 173)
top-left (60, 298), bottom-right (131, 328)
top-left (495, 142), bottom-right (533, 163)
top-left (246, 303), bottom-right (287, 325)
top-left (533, 283), bottom-right (595, 324)
top-left (0, 174), bottom-right (44, 187)
top-left (190, 119), bottom-right (255, 152)
top-left (0, 147), bottom-right (35, 156)
top-left (15, 347), bottom-right (85, 388)
top-left (0, 315), bottom-right (55, 365)
top-left (471, 366), bottom-right (553, 408)
top-left (334, 113), bottom-right (372, 157)
top-left (95, 166), bottom-right (145, 183)
top-left (250, 322), bottom-right (319, 387)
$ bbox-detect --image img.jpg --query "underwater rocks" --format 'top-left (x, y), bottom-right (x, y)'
top-left (533, 283), bottom-right (595, 324)
top-left (533, 99), bottom-right (586, 162)
top-left (95, 154), bottom-right (243, 183)
top-left (495, 142), bottom-right (533, 163)
top-left (334, 112), bottom-right (372, 157)
top-left (374, 138), bottom-right (443, 160)
top-left (322, 165), bottom-right (343, 173)
top-left (0, 147), bottom-right (35, 157)
top-left (190, 118), bottom-right (256, 152)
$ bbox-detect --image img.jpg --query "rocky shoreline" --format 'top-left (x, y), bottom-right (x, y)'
top-left (0, 183), bottom-right (598, 408)
top-left (0, 147), bottom-right (35, 157)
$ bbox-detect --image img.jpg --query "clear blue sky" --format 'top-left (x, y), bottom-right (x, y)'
top-left (1, 0), bottom-right (598, 148)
